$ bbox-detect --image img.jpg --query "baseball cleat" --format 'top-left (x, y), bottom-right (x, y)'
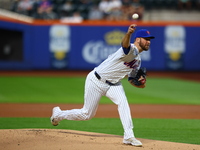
top-left (50, 106), bottom-right (61, 126)
top-left (123, 137), bottom-right (143, 147)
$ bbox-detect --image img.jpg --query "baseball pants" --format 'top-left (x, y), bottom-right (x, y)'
top-left (58, 70), bottom-right (135, 139)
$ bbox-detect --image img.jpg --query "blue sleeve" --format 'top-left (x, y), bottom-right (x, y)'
top-left (122, 46), bottom-right (131, 55)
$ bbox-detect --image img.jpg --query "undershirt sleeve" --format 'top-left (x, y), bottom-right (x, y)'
top-left (122, 45), bottom-right (131, 55)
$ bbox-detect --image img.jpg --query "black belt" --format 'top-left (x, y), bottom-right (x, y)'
top-left (94, 71), bottom-right (118, 86)
top-left (94, 71), bottom-right (101, 80)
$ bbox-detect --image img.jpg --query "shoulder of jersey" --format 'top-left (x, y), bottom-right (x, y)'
top-left (133, 47), bottom-right (139, 56)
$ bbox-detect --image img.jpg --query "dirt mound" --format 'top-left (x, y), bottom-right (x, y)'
top-left (0, 129), bottom-right (199, 150)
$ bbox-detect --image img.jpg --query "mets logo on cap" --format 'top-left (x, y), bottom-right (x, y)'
top-left (134, 29), bottom-right (155, 39)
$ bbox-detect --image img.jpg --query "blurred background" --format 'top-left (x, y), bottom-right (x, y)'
top-left (1, 0), bottom-right (200, 21)
top-left (0, 0), bottom-right (200, 71)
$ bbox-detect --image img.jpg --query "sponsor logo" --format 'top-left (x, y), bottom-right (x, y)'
top-left (82, 30), bottom-right (151, 65)
top-left (83, 30), bottom-right (126, 64)
top-left (49, 25), bottom-right (71, 68)
top-left (82, 41), bottom-right (119, 64)
top-left (104, 30), bottom-right (125, 45)
top-left (50, 25), bottom-right (70, 54)
top-left (164, 26), bottom-right (185, 70)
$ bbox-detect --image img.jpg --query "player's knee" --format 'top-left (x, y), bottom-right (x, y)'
top-left (81, 109), bottom-right (94, 120)
top-left (79, 115), bottom-right (90, 120)
top-left (82, 113), bottom-right (94, 120)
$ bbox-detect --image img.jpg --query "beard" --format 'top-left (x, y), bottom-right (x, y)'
top-left (139, 41), bottom-right (150, 51)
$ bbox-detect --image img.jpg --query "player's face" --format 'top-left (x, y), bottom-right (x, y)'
top-left (139, 38), bottom-right (151, 51)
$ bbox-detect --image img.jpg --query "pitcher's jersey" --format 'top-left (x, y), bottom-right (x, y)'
top-left (94, 44), bottom-right (141, 83)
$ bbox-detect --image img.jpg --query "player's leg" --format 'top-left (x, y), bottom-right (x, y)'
top-left (62, 79), bottom-right (103, 121)
top-left (51, 71), bottom-right (107, 124)
top-left (105, 85), bottom-right (142, 146)
top-left (105, 84), bottom-right (134, 139)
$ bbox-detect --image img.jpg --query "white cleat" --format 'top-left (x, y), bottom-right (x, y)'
top-left (123, 137), bottom-right (143, 147)
top-left (50, 106), bottom-right (61, 126)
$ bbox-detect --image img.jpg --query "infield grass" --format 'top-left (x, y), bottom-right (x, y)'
top-left (0, 77), bottom-right (200, 104)
top-left (0, 117), bottom-right (199, 145)
top-left (0, 76), bottom-right (200, 145)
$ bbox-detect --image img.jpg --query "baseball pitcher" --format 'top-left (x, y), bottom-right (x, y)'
top-left (51, 24), bottom-right (155, 147)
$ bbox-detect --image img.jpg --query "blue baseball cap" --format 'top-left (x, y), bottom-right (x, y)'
top-left (134, 29), bottom-right (155, 39)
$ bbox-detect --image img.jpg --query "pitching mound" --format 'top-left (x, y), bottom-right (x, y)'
top-left (0, 129), bottom-right (199, 150)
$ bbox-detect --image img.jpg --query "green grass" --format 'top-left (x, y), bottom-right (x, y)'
top-left (0, 77), bottom-right (200, 104)
top-left (0, 76), bottom-right (200, 145)
top-left (125, 78), bottom-right (200, 104)
top-left (0, 77), bottom-right (85, 103)
top-left (0, 117), bottom-right (199, 145)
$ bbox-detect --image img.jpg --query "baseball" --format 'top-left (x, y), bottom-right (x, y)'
top-left (132, 13), bottom-right (139, 19)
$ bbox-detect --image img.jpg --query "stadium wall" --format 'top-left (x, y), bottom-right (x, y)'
top-left (0, 18), bottom-right (200, 71)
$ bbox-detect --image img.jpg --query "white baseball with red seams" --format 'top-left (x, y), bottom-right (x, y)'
top-left (132, 13), bottom-right (139, 19)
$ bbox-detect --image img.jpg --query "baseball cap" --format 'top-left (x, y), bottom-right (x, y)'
top-left (134, 29), bottom-right (155, 39)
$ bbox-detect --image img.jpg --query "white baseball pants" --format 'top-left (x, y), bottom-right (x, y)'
top-left (58, 70), bottom-right (135, 139)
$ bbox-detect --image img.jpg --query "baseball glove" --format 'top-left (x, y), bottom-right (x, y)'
top-left (128, 67), bottom-right (147, 88)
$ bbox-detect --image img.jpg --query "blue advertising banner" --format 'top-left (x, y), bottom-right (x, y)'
top-left (68, 26), bottom-right (165, 70)
top-left (0, 19), bottom-right (200, 71)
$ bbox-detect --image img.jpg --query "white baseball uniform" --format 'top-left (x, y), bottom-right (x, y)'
top-left (57, 43), bottom-right (141, 140)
